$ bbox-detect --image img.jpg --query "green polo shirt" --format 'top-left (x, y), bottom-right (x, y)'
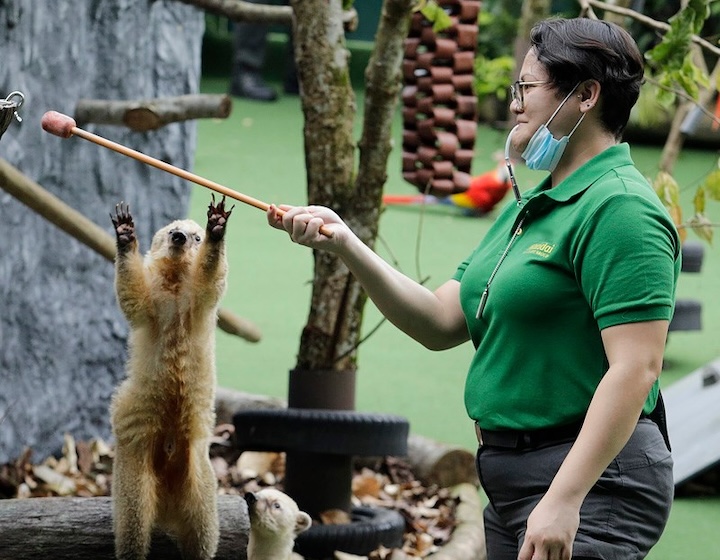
top-left (454, 144), bottom-right (680, 430)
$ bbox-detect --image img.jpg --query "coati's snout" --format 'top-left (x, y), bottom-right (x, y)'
top-left (171, 230), bottom-right (187, 246)
top-left (244, 492), bottom-right (258, 508)
top-left (155, 220), bottom-right (203, 256)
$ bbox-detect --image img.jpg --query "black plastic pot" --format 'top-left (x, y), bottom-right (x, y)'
top-left (232, 369), bottom-right (410, 558)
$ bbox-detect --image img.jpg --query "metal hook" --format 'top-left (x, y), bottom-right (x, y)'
top-left (4, 91), bottom-right (25, 122)
top-left (0, 90), bottom-right (25, 139)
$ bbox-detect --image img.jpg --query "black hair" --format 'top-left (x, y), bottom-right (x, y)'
top-left (529, 17), bottom-right (644, 139)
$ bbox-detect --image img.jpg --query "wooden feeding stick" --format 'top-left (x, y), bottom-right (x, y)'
top-left (41, 111), bottom-right (333, 237)
top-left (0, 157), bottom-right (262, 343)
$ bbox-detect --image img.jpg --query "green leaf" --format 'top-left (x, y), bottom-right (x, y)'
top-left (687, 213), bottom-right (714, 244)
top-left (431, 10), bottom-right (453, 33)
top-left (655, 86), bottom-right (677, 108)
top-left (419, 1), bottom-right (440, 22)
top-left (418, 1), bottom-right (453, 33)
top-left (644, 1), bottom-right (711, 102)
top-left (653, 171), bottom-right (681, 207)
top-left (701, 169), bottom-right (720, 201)
top-left (693, 185), bottom-right (706, 214)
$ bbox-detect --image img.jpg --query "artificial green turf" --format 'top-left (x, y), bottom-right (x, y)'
top-left (191, 76), bottom-right (720, 558)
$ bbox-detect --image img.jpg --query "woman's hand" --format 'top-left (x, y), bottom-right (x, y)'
top-left (518, 496), bottom-right (580, 560)
top-left (267, 204), bottom-right (348, 252)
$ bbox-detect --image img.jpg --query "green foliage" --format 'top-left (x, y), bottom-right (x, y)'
top-left (476, 1), bottom-right (523, 60)
top-left (654, 159), bottom-right (720, 245)
top-left (645, 0), bottom-right (711, 107)
top-left (643, 0), bottom-right (720, 244)
top-left (634, 83), bottom-right (673, 128)
top-left (473, 55), bottom-right (514, 101)
top-left (470, 1), bottom-right (520, 104)
top-left (414, 0), bottom-right (454, 32)
top-left (654, 170), bottom-right (682, 209)
top-left (703, 168), bottom-right (720, 201)
top-left (685, 159), bottom-right (720, 243)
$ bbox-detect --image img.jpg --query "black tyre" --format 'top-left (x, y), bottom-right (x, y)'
top-left (294, 505), bottom-right (406, 559)
top-left (669, 299), bottom-right (702, 332)
top-left (681, 241), bottom-right (704, 273)
top-left (233, 408), bottom-right (409, 456)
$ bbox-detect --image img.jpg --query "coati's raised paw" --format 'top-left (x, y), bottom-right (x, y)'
top-left (207, 194), bottom-right (234, 242)
top-left (111, 202), bottom-right (136, 250)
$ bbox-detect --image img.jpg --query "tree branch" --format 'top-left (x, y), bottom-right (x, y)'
top-left (580, 0), bottom-right (720, 57)
top-left (174, 0), bottom-right (292, 25)
top-left (74, 95), bottom-right (232, 132)
top-left (173, 0), bottom-right (358, 29)
top-left (355, 0), bottom-right (415, 234)
top-left (645, 75), bottom-right (720, 128)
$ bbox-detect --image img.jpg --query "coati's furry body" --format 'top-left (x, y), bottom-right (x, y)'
top-left (245, 489), bottom-right (312, 560)
top-left (110, 197), bottom-right (232, 560)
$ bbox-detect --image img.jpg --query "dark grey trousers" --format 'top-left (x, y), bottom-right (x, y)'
top-left (476, 419), bottom-right (673, 559)
top-left (232, 0), bottom-right (269, 72)
top-left (231, 0), bottom-right (294, 78)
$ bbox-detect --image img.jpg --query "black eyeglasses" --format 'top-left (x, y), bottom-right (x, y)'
top-left (509, 80), bottom-right (548, 111)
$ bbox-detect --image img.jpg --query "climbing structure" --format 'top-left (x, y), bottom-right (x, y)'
top-left (401, 0), bottom-right (481, 196)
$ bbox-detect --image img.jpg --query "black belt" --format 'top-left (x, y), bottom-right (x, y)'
top-left (475, 419), bottom-right (584, 450)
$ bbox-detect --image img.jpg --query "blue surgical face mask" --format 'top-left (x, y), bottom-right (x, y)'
top-left (522, 84), bottom-right (585, 172)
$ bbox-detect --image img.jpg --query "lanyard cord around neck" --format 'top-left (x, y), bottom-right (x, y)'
top-left (475, 213), bottom-right (528, 320)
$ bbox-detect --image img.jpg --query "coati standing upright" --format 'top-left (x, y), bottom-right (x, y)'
top-left (109, 196), bottom-right (232, 560)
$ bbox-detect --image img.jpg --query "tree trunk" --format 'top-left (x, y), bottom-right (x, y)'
top-left (0, 0), bottom-right (203, 463)
top-left (290, 0), bottom-right (360, 372)
top-left (0, 495), bottom-right (249, 560)
top-left (290, 0), bottom-right (414, 373)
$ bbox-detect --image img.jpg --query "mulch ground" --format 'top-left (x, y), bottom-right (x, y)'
top-left (0, 425), bottom-right (459, 559)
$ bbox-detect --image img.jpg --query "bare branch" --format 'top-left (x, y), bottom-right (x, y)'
top-left (355, 0), bottom-right (415, 218)
top-left (74, 95), bottom-right (232, 131)
top-left (173, 0), bottom-right (357, 29)
top-left (576, 0), bottom-right (599, 19)
top-left (174, 0), bottom-right (292, 25)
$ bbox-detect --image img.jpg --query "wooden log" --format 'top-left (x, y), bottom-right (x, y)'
top-left (0, 495), bottom-right (249, 560)
top-left (74, 94), bottom-right (232, 132)
top-left (0, 157), bottom-right (261, 342)
top-left (425, 483), bottom-right (485, 560)
top-left (216, 310), bottom-right (262, 344)
top-left (406, 434), bottom-right (479, 488)
top-left (385, 484), bottom-right (485, 560)
top-left (215, 386), bottom-right (286, 425)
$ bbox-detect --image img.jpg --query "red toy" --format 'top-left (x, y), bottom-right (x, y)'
top-left (384, 158), bottom-right (512, 215)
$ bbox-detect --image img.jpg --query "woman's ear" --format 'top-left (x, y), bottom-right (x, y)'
top-left (578, 79), bottom-right (601, 113)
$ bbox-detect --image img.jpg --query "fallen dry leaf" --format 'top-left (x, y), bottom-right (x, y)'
top-left (0, 432), bottom-right (462, 558)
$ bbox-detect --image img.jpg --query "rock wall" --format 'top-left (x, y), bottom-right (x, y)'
top-left (0, 0), bottom-right (205, 462)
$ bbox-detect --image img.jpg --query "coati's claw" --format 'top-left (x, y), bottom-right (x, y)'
top-left (111, 202), bottom-right (136, 249)
top-left (207, 194), bottom-right (233, 242)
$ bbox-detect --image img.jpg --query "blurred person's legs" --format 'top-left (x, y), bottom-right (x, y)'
top-left (230, 1), bottom-right (277, 102)
top-left (283, 33), bottom-right (298, 94)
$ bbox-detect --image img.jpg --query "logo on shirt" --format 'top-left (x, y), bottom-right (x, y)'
top-left (525, 242), bottom-right (555, 258)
